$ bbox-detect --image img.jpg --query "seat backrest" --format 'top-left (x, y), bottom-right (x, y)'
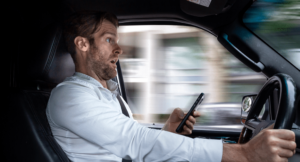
top-left (6, 89), bottom-right (70, 162)
top-left (5, 23), bottom-right (72, 162)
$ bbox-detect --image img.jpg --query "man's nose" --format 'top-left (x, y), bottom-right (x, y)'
top-left (114, 44), bottom-right (123, 55)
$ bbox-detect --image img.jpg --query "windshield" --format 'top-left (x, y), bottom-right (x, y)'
top-left (243, 0), bottom-right (300, 70)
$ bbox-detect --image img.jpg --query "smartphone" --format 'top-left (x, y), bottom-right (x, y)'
top-left (176, 93), bottom-right (205, 133)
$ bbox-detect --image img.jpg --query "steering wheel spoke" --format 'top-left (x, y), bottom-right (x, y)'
top-left (245, 119), bottom-right (275, 138)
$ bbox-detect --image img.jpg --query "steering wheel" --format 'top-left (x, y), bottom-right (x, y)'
top-left (239, 73), bottom-right (297, 143)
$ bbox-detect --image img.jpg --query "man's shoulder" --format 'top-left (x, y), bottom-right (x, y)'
top-left (57, 76), bottom-right (95, 89)
top-left (50, 76), bottom-right (97, 100)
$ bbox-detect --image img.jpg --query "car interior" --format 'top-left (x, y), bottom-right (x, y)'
top-left (4, 0), bottom-right (300, 161)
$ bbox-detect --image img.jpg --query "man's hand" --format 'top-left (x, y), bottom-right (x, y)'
top-left (243, 128), bottom-right (296, 162)
top-left (162, 108), bottom-right (201, 135)
top-left (222, 124), bottom-right (297, 162)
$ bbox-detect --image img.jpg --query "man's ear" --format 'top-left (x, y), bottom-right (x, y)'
top-left (74, 36), bottom-right (90, 52)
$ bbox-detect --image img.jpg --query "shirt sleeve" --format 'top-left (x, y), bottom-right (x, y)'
top-left (47, 84), bottom-right (223, 162)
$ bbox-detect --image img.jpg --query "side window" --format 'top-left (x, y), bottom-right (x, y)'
top-left (118, 25), bottom-right (266, 127)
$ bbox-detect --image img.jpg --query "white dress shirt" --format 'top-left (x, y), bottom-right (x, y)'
top-left (46, 72), bottom-right (223, 162)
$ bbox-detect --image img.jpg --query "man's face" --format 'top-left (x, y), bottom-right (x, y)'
top-left (87, 19), bottom-right (122, 80)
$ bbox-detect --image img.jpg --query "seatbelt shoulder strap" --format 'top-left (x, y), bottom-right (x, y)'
top-left (116, 95), bottom-right (130, 118)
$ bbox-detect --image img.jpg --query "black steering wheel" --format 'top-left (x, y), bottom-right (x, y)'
top-left (240, 73), bottom-right (297, 143)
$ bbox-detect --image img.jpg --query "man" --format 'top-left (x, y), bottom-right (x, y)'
top-left (46, 11), bottom-right (296, 162)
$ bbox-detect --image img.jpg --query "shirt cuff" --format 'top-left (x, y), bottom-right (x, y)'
top-left (192, 138), bottom-right (223, 162)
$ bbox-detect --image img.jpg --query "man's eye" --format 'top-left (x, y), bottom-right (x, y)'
top-left (106, 38), bottom-right (111, 43)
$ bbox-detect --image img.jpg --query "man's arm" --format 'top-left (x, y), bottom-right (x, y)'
top-left (162, 108), bottom-right (297, 162)
top-left (222, 128), bottom-right (296, 162)
top-left (48, 85), bottom-right (222, 162)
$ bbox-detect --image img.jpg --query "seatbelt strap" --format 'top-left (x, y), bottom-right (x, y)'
top-left (116, 95), bottom-right (130, 118)
top-left (117, 95), bottom-right (132, 162)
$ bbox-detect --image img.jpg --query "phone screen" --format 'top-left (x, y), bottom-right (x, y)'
top-left (176, 93), bottom-right (205, 133)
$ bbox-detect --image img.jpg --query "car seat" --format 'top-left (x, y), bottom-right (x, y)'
top-left (5, 23), bottom-right (72, 162)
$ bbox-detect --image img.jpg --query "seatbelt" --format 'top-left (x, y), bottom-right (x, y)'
top-left (116, 94), bottom-right (130, 118)
top-left (117, 95), bottom-right (133, 162)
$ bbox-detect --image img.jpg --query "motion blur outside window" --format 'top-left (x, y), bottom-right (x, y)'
top-left (118, 25), bottom-right (266, 129)
top-left (243, 0), bottom-right (300, 70)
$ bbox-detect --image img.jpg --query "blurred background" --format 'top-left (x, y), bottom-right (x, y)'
top-left (117, 25), bottom-right (266, 126)
top-left (117, 0), bottom-right (300, 128)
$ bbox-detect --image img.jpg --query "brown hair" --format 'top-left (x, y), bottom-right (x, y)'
top-left (63, 11), bottom-right (119, 61)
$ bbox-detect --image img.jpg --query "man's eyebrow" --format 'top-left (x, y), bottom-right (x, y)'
top-left (100, 31), bottom-right (116, 37)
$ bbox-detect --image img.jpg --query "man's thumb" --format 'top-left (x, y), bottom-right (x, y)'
top-left (174, 108), bottom-right (184, 119)
top-left (266, 123), bottom-right (274, 129)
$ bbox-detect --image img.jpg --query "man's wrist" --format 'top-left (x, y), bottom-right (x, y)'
top-left (240, 143), bottom-right (250, 162)
top-left (222, 143), bottom-right (249, 162)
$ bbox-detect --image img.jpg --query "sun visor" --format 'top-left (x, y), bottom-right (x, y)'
top-left (180, 0), bottom-right (234, 17)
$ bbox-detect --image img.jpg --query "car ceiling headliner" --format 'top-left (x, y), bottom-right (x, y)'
top-left (17, 0), bottom-right (252, 36)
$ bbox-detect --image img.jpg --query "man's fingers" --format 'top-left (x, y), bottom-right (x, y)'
top-left (277, 139), bottom-right (297, 150)
top-left (277, 157), bottom-right (289, 162)
top-left (263, 129), bottom-right (295, 141)
top-left (188, 116), bottom-right (196, 125)
top-left (182, 125), bottom-right (192, 135)
top-left (185, 120), bottom-right (194, 129)
top-left (193, 111), bottom-right (201, 117)
top-left (277, 148), bottom-right (294, 158)
top-left (273, 129), bottom-right (295, 141)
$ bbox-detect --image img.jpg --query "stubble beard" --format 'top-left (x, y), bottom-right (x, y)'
top-left (88, 45), bottom-right (117, 81)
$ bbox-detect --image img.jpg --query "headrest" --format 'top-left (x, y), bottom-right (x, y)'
top-left (18, 23), bottom-right (75, 90)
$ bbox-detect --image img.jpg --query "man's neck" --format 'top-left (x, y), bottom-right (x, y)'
top-left (95, 77), bottom-right (108, 89)
top-left (75, 68), bottom-right (108, 89)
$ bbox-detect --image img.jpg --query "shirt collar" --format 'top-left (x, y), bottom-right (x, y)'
top-left (73, 72), bottom-right (119, 93)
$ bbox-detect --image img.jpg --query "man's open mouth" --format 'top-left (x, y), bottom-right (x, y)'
top-left (110, 59), bottom-right (117, 64)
